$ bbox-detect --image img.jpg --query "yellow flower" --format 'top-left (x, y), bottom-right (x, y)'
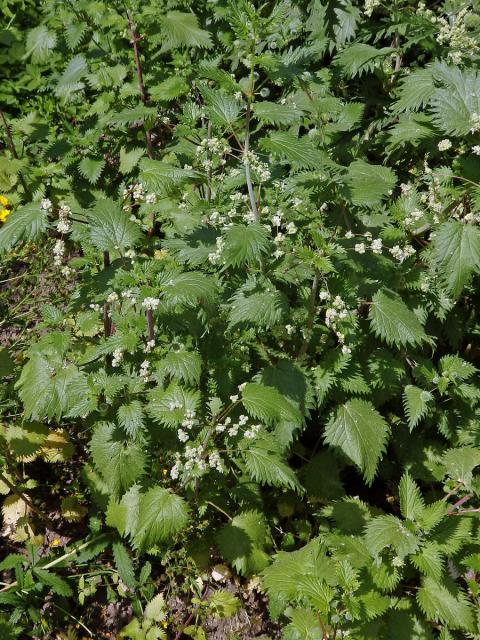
top-left (0, 195), bottom-right (9, 207)
top-left (0, 208), bottom-right (11, 223)
top-left (162, 468), bottom-right (168, 476)
top-left (51, 538), bottom-right (60, 547)
top-left (162, 621), bottom-right (168, 629)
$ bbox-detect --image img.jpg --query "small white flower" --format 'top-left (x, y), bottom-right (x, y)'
top-left (285, 324), bottom-right (295, 335)
top-left (142, 297), bottom-right (160, 311)
top-left (229, 395), bottom-right (239, 403)
top-left (355, 242), bottom-right (366, 254)
top-left (370, 238), bottom-right (383, 254)
top-left (319, 290), bottom-right (330, 301)
top-left (438, 139), bottom-right (452, 151)
top-left (286, 221), bottom-right (297, 235)
top-left (106, 292), bottom-right (119, 304)
top-left (345, 231), bottom-right (354, 239)
top-left (341, 345), bottom-right (352, 355)
top-left (472, 145), bottom-right (480, 155)
top-left (41, 198), bottom-right (52, 211)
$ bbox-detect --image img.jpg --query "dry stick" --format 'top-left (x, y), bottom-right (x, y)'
top-left (0, 472), bottom-right (50, 525)
top-left (126, 10), bottom-right (154, 161)
top-left (103, 251), bottom-right (112, 338)
top-left (146, 308), bottom-right (155, 342)
top-left (0, 108), bottom-right (30, 197)
top-left (244, 101), bottom-right (259, 221)
top-left (206, 120), bottom-right (212, 202)
top-left (297, 270), bottom-right (320, 359)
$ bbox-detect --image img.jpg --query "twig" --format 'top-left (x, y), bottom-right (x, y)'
top-left (0, 108), bottom-right (30, 196)
top-left (297, 270), bottom-right (320, 359)
top-left (244, 101), bottom-right (259, 221)
top-left (126, 10), bottom-right (154, 161)
top-left (447, 493), bottom-right (473, 515)
top-left (317, 612), bottom-right (329, 639)
top-left (146, 308), bottom-right (154, 341)
top-left (103, 251), bottom-right (112, 338)
top-left (205, 500), bottom-right (232, 521)
top-left (206, 121), bottom-right (212, 202)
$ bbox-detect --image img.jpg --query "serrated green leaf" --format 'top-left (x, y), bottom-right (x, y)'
top-left (399, 472), bottom-right (425, 521)
top-left (259, 132), bottom-right (327, 169)
top-left (403, 385), bottom-right (432, 430)
top-left (369, 289), bottom-right (428, 348)
top-left (344, 160), bottom-right (396, 206)
top-left (87, 198), bottom-right (142, 253)
top-left (133, 486), bottom-right (189, 550)
top-left (78, 157), bottom-right (105, 184)
top-left (160, 11), bottom-right (212, 51)
top-left (324, 399), bottom-right (390, 484)
top-left (430, 221), bottom-right (480, 298)
top-left (0, 203), bottom-right (49, 254)
top-left (217, 511), bottom-right (269, 576)
top-left (25, 25), bottom-right (56, 63)
top-left (119, 147), bottom-right (145, 174)
top-left (417, 577), bottom-right (474, 631)
top-left (117, 401), bottom-right (145, 438)
top-left (222, 223), bottom-right (270, 268)
top-left (252, 101), bottom-right (303, 125)
top-left (112, 541), bottom-right (136, 589)
top-left (243, 441), bottom-right (303, 493)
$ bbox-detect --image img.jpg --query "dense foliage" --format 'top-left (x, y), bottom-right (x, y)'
top-left (2, 0), bottom-right (480, 637)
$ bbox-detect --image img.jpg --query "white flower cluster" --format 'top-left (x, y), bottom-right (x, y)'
top-left (107, 291), bottom-right (119, 304)
top-left (112, 348), bottom-right (123, 367)
top-left (41, 198), bottom-right (53, 212)
top-left (389, 244), bottom-right (416, 262)
top-left (364, 0), bottom-right (381, 17)
top-left (139, 360), bottom-right (151, 381)
top-left (122, 182), bottom-right (156, 208)
top-left (242, 150), bottom-right (271, 182)
top-left (196, 137), bottom-right (229, 157)
top-left (325, 295), bottom-right (349, 328)
top-left (353, 235), bottom-right (383, 255)
top-left (208, 236), bottom-right (225, 264)
top-left (57, 203), bottom-right (72, 234)
top-left (473, 145), bottom-right (480, 155)
top-left (404, 209), bottom-right (424, 227)
top-left (142, 297), bottom-right (160, 311)
top-left (177, 409), bottom-right (198, 443)
top-left (419, 4), bottom-right (479, 64)
top-left (470, 113), bottom-right (480, 134)
top-left (170, 442), bottom-right (225, 480)
top-left (121, 289), bottom-right (137, 304)
top-left (438, 139), bottom-right (452, 152)
top-left (53, 239), bottom-right (65, 267)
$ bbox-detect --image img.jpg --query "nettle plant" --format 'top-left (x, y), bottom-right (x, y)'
top-left (2, 0), bottom-right (480, 637)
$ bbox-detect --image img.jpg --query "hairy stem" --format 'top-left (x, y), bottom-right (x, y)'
top-left (0, 108), bottom-right (30, 197)
top-left (297, 270), bottom-right (320, 359)
top-left (146, 308), bottom-right (155, 341)
top-left (126, 10), bottom-right (154, 161)
top-left (103, 251), bottom-right (112, 338)
top-left (244, 101), bottom-right (259, 221)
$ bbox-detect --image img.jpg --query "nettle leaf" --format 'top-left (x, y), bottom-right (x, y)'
top-left (259, 132), bottom-right (326, 169)
top-left (242, 383), bottom-right (302, 425)
top-left (369, 289), bottom-right (428, 348)
top-left (147, 384), bottom-right (201, 428)
top-left (199, 85), bottom-right (241, 127)
top-left (160, 271), bottom-right (217, 307)
top-left (430, 221), bottom-right (480, 298)
top-left (78, 157), bottom-right (105, 184)
top-left (55, 54), bottom-right (88, 99)
top-left (156, 350), bottom-right (202, 386)
top-left (417, 577), bottom-right (474, 632)
top-left (217, 510), bottom-right (269, 576)
top-left (33, 569), bottom-right (73, 597)
top-left (150, 76), bottom-right (190, 102)
top-left (399, 472), bottom-right (425, 521)
top-left (411, 543), bottom-right (444, 582)
top-left (335, 43), bottom-right (393, 77)
top-left (0, 203), bottom-right (49, 254)
top-left (252, 101), bottom-right (303, 125)
top-left (430, 64), bottom-right (480, 136)
top-left (25, 25), bottom-right (56, 63)
top-left (119, 147), bottom-right (145, 174)
top-left (65, 21), bottom-right (88, 51)
top-left (324, 399), bottom-right (390, 484)
top-left (117, 401), bottom-right (145, 438)
top-left (109, 105), bottom-right (157, 127)
top-left (89, 422), bottom-right (146, 496)
top-left (242, 439), bottom-right (303, 493)
top-left (403, 385), bottom-right (432, 430)
top-left (344, 160), bottom-right (396, 206)
top-left (442, 446), bottom-right (480, 488)
top-left (133, 486), bottom-right (189, 551)
top-left (87, 198), bottom-right (142, 253)
top-left (364, 515), bottom-right (419, 559)
top-left (392, 67), bottom-right (435, 114)
top-left (140, 159), bottom-right (200, 193)
top-left (222, 223), bottom-right (270, 268)
top-left (160, 11), bottom-right (212, 51)
top-left (112, 541), bottom-right (136, 589)
top-left (228, 282), bottom-right (288, 329)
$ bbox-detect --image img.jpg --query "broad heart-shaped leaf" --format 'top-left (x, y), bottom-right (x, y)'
top-left (133, 486), bottom-right (189, 551)
top-left (430, 63), bottom-right (480, 136)
top-left (324, 399), bottom-right (390, 484)
top-left (242, 383), bottom-right (302, 426)
top-left (369, 289), bottom-right (428, 348)
top-left (216, 510), bottom-right (269, 576)
top-left (252, 101), bottom-right (303, 125)
top-left (78, 157), bottom-right (105, 184)
top-left (430, 221), bottom-right (480, 297)
top-left (222, 223), bottom-right (270, 268)
top-left (87, 198), bottom-right (142, 253)
top-left (160, 11), bottom-right (212, 51)
top-left (198, 84), bottom-right (241, 127)
top-left (242, 439), bottom-right (303, 493)
top-left (228, 281), bottom-right (288, 329)
top-left (344, 160), bottom-right (396, 206)
top-left (117, 401), bottom-right (145, 438)
top-left (0, 203), bottom-right (49, 254)
top-left (364, 515), bottom-right (419, 559)
top-left (259, 132), bottom-right (327, 169)
top-left (442, 446), bottom-right (480, 489)
top-left (403, 385), bottom-right (433, 431)
top-left (399, 472), bottom-right (425, 521)
top-left (26, 25), bottom-right (56, 63)
top-left (417, 577), bottom-right (474, 632)
top-left (89, 422), bottom-right (145, 496)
